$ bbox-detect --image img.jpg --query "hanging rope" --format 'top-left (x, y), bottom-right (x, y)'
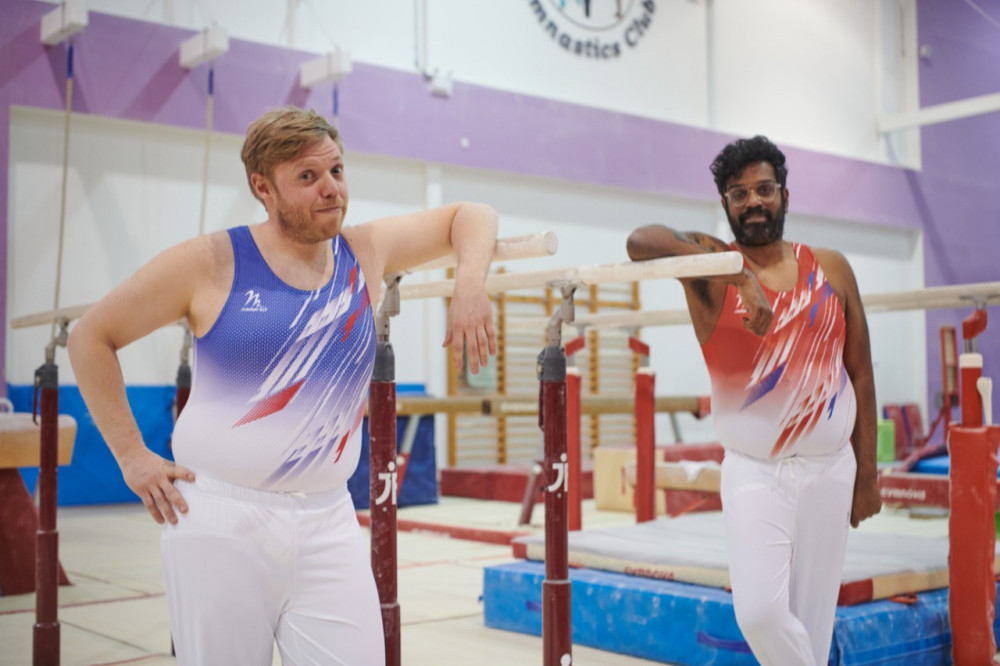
top-left (197, 67), bottom-right (214, 236)
top-left (332, 82), bottom-right (339, 128)
top-left (51, 41), bottom-right (74, 341)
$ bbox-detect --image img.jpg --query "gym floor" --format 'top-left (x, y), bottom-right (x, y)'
top-left (0, 497), bottom-right (948, 666)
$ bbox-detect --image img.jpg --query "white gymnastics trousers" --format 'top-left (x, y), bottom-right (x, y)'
top-left (721, 444), bottom-right (856, 666)
top-left (161, 477), bottom-right (384, 665)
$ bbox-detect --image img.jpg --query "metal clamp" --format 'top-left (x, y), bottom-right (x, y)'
top-left (44, 316), bottom-right (71, 364)
top-left (544, 280), bottom-right (580, 349)
top-left (377, 273), bottom-right (403, 343)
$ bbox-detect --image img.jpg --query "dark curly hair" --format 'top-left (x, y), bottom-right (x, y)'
top-left (709, 135), bottom-right (788, 196)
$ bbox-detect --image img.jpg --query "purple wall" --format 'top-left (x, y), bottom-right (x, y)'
top-left (916, 0), bottom-right (1000, 420)
top-left (2, 0), bottom-right (996, 417)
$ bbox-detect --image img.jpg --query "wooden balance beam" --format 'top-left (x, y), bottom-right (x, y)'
top-left (623, 460), bottom-right (721, 493)
top-left (621, 459), bottom-right (1000, 512)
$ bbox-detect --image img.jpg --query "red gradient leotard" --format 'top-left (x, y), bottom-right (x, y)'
top-left (702, 243), bottom-right (856, 459)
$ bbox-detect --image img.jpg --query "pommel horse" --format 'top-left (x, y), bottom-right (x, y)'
top-left (0, 408), bottom-right (77, 596)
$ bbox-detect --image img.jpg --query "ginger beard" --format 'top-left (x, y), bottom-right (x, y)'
top-left (272, 185), bottom-right (347, 245)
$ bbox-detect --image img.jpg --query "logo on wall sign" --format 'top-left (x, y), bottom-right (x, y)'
top-left (528, 0), bottom-right (657, 59)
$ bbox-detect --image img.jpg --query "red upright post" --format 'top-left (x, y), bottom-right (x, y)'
top-left (566, 368), bottom-right (582, 532)
top-left (959, 353), bottom-right (984, 428)
top-left (539, 343), bottom-right (572, 666)
top-left (564, 335), bottom-right (585, 532)
top-left (34, 362), bottom-right (60, 666)
top-left (630, 337), bottom-right (656, 523)
top-left (949, 304), bottom-right (998, 665)
top-left (370, 339), bottom-right (400, 666)
top-left (948, 421), bottom-right (1000, 664)
top-left (634, 368), bottom-right (656, 522)
top-left (959, 309), bottom-right (988, 427)
top-left (174, 355), bottom-right (191, 418)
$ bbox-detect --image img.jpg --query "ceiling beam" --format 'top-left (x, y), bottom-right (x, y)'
top-left (878, 92), bottom-right (1000, 133)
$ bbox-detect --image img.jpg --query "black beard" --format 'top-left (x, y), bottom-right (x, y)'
top-left (728, 206), bottom-right (785, 246)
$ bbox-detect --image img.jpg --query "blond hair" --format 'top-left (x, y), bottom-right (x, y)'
top-left (240, 106), bottom-right (344, 202)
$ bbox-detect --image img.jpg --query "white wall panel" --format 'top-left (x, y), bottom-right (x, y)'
top-left (36, 0), bottom-right (917, 166)
top-left (708, 0), bottom-right (918, 164)
top-left (6, 109), bottom-right (426, 385)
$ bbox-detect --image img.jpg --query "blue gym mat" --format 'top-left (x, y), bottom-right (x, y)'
top-left (512, 513), bottom-right (972, 605)
top-left (912, 455), bottom-right (951, 475)
top-left (483, 559), bottom-right (1000, 665)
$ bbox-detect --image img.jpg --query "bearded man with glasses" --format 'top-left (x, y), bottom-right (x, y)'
top-left (626, 135), bottom-right (881, 666)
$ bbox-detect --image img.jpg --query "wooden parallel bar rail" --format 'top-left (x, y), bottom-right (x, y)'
top-left (400, 252), bottom-right (744, 300)
top-left (862, 281), bottom-right (1000, 313)
top-left (10, 304), bottom-right (93, 330)
top-left (406, 232), bottom-right (558, 272)
top-left (388, 394), bottom-right (702, 416)
top-left (505, 280), bottom-right (1000, 332)
top-left (9, 233), bottom-right (562, 330)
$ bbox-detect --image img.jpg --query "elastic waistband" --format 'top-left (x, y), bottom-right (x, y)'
top-left (725, 441), bottom-right (852, 466)
top-left (177, 476), bottom-right (349, 510)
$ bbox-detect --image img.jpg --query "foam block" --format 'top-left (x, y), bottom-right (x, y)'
top-left (593, 442), bottom-right (723, 515)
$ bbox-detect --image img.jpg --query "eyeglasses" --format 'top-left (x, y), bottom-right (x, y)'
top-left (724, 181), bottom-right (782, 206)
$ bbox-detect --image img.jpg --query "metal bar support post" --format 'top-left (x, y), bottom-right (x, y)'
top-left (370, 275), bottom-right (401, 666)
top-left (33, 319), bottom-right (69, 666)
top-left (540, 282), bottom-right (578, 666)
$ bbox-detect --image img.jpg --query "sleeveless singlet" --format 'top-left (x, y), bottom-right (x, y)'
top-left (701, 243), bottom-right (856, 459)
top-left (170, 226), bottom-right (376, 493)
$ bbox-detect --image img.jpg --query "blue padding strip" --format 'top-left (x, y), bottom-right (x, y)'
top-left (8, 384), bottom-right (176, 506)
top-left (912, 454), bottom-right (1000, 477)
top-left (7, 382), bottom-right (437, 508)
top-left (349, 411), bottom-right (438, 509)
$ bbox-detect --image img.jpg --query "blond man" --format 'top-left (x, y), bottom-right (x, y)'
top-left (69, 106), bottom-right (498, 664)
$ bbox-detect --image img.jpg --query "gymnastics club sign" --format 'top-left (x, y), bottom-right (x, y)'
top-left (528, 0), bottom-right (658, 59)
